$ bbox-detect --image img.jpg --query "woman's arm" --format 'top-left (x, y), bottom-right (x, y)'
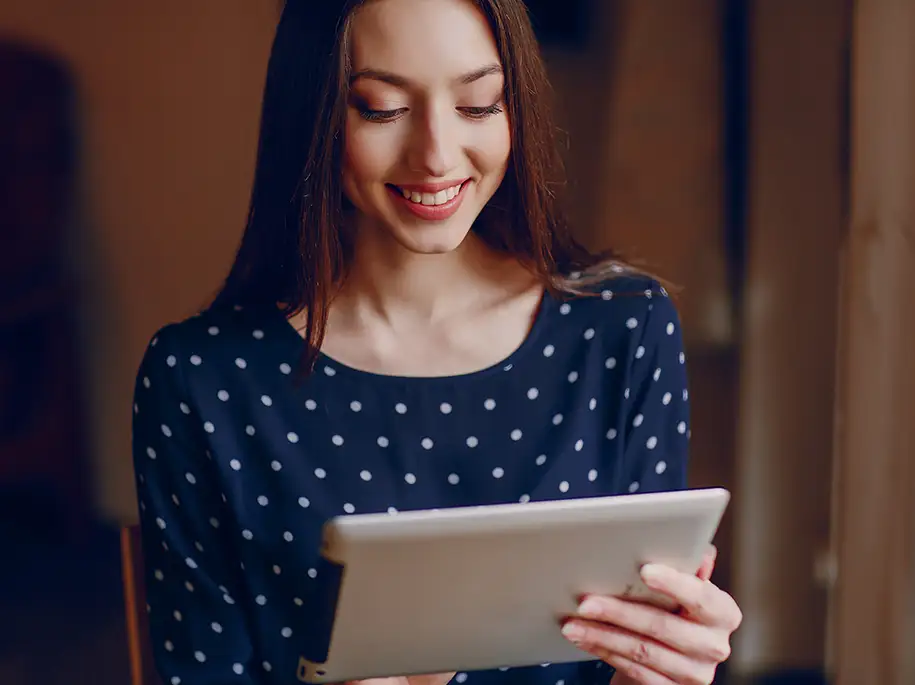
top-left (132, 326), bottom-right (263, 684)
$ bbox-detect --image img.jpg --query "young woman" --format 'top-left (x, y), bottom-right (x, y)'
top-left (131, 1), bottom-right (742, 684)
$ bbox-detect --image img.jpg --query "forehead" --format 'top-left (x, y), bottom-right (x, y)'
top-left (349, 0), bottom-right (501, 78)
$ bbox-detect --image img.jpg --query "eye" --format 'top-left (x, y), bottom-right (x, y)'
top-left (459, 103), bottom-right (504, 120)
top-left (356, 107), bottom-right (407, 123)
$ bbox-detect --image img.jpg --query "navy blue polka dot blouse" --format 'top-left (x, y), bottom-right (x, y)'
top-left (131, 276), bottom-right (691, 685)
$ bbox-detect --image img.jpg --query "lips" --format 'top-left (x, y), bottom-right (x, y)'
top-left (390, 181), bottom-right (466, 207)
top-left (386, 180), bottom-right (470, 221)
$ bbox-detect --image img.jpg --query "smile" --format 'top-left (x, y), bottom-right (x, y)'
top-left (387, 180), bottom-right (470, 221)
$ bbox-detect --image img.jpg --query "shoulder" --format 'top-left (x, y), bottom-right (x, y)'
top-left (550, 273), bottom-right (681, 341)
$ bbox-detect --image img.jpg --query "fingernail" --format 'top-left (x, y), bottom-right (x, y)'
top-left (561, 621), bottom-right (585, 642)
top-left (577, 598), bottom-right (604, 617)
top-left (640, 563), bottom-right (668, 585)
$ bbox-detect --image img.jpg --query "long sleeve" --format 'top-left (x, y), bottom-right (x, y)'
top-left (620, 292), bottom-right (690, 493)
top-left (132, 326), bottom-right (263, 685)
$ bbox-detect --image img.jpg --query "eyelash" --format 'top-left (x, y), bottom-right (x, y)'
top-left (357, 103), bottom-right (504, 123)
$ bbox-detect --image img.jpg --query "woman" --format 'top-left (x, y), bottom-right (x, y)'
top-left (131, 0), bottom-right (742, 683)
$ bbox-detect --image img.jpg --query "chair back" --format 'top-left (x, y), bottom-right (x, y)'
top-left (121, 525), bottom-right (165, 685)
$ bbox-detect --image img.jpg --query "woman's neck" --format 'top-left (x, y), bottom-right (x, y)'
top-left (334, 228), bottom-right (513, 327)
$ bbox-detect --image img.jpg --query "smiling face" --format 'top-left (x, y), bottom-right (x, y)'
top-left (342, 0), bottom-right (512, 255)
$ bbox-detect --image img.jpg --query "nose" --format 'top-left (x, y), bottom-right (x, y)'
top-left (407, 103), bottom-right (458, 178)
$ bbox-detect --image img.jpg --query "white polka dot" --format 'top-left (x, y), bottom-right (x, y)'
top-left (568, 371), bottom-right (579, 383)
top-left (519, 494), bottom-right (531, 503)
top-left (194, 651), bottom-right (206, 663)
top-left (233, 664), bottom-right (244, 675)
top-left (252, 329), bottom-right (265, 340)
top-left (285, 432), bottom-right (300, 444)
top-left (635, 345), bottom-right (645, 359)
top-left (235, 358), bottom-right (247, 369)
top-left (624, 388), bottom-right (631, 399)
top-left (421, 437), bottom-right (434, 450)
top-left (606, 428), bottom-right (618, 440)
top-left (298, 497), bottom-right (310, 508)
top-left (683, 389), bottom-right (689, 401)
top-left (314, 468), bottom-right (326, 479)
top-left (255, 594), bottom-right (266, 605)
top-left (492, 467), bottom-right (504, 479)
top-left (559, 303), bottom-right (571, 315)
top-left (405, 473), bottom-right (417, 485)
top-left (203, 421), bottom-right (215, 434)
top-left (646, 436), bottom-right (658, 449)
top-left (257, 495), bottom-right (269, 506)
top-left (559, 481), bottom-right (570, 493)
top-left (466, 436), bottom-right (479, 448)
top-left (209, 518), bottom-right (219, 528)
top-left (527, 387), bottom-right (539, 400)
top-left (584, 328), bottom-right (595, 340)
top-left (350, 400), bottom-right (362, 412)
top-left (589, 398), bottom-right (597, 410)
top-left (395, 402), bottom-right (407, 414)
top-left (377, 436), bottom-right (389, 447)
top-left (154, 570), bottom-right (164, 581)
top-left (626, 317), bottom-right (638, 329)
top-left (155, 517), bottom-right (166, 530)
top-left (448, 473), bottom-right (460, 485)
top-left (387, 507), bottom-right (398, 515)
top-left (245, 425), bottom-right (256, 436)
top-left (146, 447), bottom-right (157, 459)
top-left (574, 439), bottom-right (584, 451)
top-left (164, 640), bottom-right (174, 652)
top-left (305, 399), bottom-right (317, 410)
top-left (185, 581), bottom-right (195, 591)
top-left (307, 568), bottom-right (317, 579)
top-left (161, 424), bottom-right (172, 437)
top-left (678, 421), bottom-right (687, 434)
top-left (207, 326), bottom-right (219, 336)
top-left (331, 435), bottom-right (344, 446)
top-left (484, 398), bottom-right (496, 410)
top-left (536, 454), bottom-right (547, 466)
top-left (242, 530), bottom-right (254, 540)
top-left (633, 414), bottom-right (644, 427)
top-left (360, 470), bottom-right (372, 481)
top-left (171, 678), bottom-right (181, 685)
top-left (510, 429), bottom-right (522, 441)
top-left (294, 597), bottom-right (303, 605)
top-left (185, 472), bottom-right (197, 484)
top-left (662, 392), bottom-right (672, 405)
top-left (142, 377), bottom-right (151, 389)
top-left (211, 622), bottom-right (223, 633)
top-left (656, 461), bottom-right (667, 474)
top-left (552, 413), bottom-right (563, 425)
top-left (166, 355), bottom-right (177, 367)
top-left (455, 674), bottom-right (468, 683)
top-left (263, 662), bottom-right (273, 672)
top-left (284, 531), bottom-right (294, 541)
top-left (229, 459), bottom-right (241, 471)
top-left (440, 402), bottom-right (453, 414)
top-left (323, 365), bottom-right (336, 376)
top-left (653, 368), bottom-right (662, 381)
top-left (343, 503), bottom-right (355, 514)
top-left (588, 469), bottom-right (598, 482)
top-left (281, 627), bottom-right (293, 638)
top-left (190, 355), bottom-right (202, 366)
top-left (173, 609), bottom-right (183, 621)
top-left (215, 389), bottom-right (229, 402)
top-left (261, 395), bottom-right (273, 406)
top-left (605, 357), bottom-right (617, 369)
top-left (680, 352), bottom-right (686, 364)
top-left (543, 344), bottom-right (555, 357)
top-left (601, 289), bottom-right (613, 300)
top-left (667, 322), bottom-right (675, 335)
top-left (280, 363), bottom-right (292, 374)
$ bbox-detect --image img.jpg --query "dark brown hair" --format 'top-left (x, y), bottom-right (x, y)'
top-left (214, 0), bottom-right (636, 370)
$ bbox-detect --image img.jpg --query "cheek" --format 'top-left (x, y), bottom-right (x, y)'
top-left (343, 119), bottom-right (402, 185)
top-left (470, 118), bottom-right (512, 175)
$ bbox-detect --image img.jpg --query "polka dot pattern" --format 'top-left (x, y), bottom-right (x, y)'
top-left (130, 277), bottom-right (688, 685)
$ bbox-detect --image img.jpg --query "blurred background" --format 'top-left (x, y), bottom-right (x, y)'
top-left (0, 0), bottom-right (912, 684)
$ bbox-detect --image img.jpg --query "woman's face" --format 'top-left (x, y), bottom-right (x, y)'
top-left (342, 0), bottom-right (511, 255)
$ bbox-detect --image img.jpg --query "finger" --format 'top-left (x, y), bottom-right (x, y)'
top-left (697, 545), bottom-right (717, 582)
top-left (576, 595), bottom-right (731, 662)
top-left (599, 652), bottom-right (677, 685)
top-left (640, 564), bottom-right (742, 630)
top-left (562, 619), bottom-right (716, 685)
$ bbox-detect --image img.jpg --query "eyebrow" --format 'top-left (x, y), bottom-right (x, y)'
top-left (351, 63), bottom-right (503, 87)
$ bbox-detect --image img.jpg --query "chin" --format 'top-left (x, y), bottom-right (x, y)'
top-left (386, 220), bottom-right (473, 255)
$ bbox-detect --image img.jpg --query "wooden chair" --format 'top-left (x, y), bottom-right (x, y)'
top-left (121, 525), bottom-right (165, 685)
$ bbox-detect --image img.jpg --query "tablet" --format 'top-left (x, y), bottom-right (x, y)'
top-left (297, 487), bottom-right (730, 683)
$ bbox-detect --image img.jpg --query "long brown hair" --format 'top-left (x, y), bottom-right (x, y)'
top-left (214, 0), bottom-right (635, 371)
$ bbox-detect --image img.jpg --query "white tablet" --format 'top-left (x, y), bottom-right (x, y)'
top-left (297, 487), bottom-right (730, 683)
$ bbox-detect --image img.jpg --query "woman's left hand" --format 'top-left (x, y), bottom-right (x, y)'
top-left (560, 547), bottom-right (742, 685)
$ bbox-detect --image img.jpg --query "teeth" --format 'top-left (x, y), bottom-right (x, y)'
top-left (398, 183), bottom-right (463, 206)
